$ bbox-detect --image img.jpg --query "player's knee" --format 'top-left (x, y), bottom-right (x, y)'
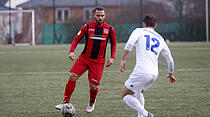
top-left (69, 73), bottom-right (79, 81)
top-left (121, 86), bottom-right (134, 100)
top-left (121, 92), bottom-right (130, 100)
top-left (121, 91), bottom-right (127, 99)
top-left (121, 93), bottom-right (126, 100)
top-left (89, 83), bottom-right (97, 90)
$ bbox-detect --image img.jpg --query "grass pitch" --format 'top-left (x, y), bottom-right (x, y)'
top-left (0, 42), bottom-right (210, 117)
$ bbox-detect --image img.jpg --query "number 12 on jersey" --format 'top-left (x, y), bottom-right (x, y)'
top-left (144, 35), bottom-right (160, 55)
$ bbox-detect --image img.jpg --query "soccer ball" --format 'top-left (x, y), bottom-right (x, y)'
top-left (61, 103), bottom-right (75, 117)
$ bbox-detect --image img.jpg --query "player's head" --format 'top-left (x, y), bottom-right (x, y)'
top-left (93, 6), bottom-right (105, 25)
top-left (143, 14), bottom-right (157, 29)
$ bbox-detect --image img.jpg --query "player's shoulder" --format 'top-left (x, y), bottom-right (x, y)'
top-left (131, 28), bottom-right (143, 34)
top-left (132, 28), bottom-right (145, 32)
top-left (81, 23), bottom-right (89, 28)
top-left (147, 28), bottom-right (164, 40)
top-left (103, 22), bottom-right (114, 29)
top-left (103, 21), bottom-right (111, 26)
top-left (86, 21), bottom-right (94, 26)
top-left (153, 31), bottom-right (164, 41)
top-left (83, 21), bottom-right (95, 29)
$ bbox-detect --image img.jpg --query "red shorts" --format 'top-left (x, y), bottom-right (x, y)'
top-left (70, 56), bottom-right (105, 85)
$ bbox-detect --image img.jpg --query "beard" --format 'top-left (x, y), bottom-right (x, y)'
top-left (95, 19), bottom-right (104, 25)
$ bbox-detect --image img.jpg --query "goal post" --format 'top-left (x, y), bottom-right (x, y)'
top-left (0, 10), bottom-right (35, 45)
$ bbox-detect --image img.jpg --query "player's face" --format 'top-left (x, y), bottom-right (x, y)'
top-left (94, 10), bottom-right (105, 25)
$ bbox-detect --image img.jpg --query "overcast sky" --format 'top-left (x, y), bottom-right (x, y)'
top-left (5, 0), bottom-right (29, 8)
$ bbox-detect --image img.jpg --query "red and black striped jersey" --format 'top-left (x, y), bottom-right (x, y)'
top-left (70, 21), bottom-right (117, 63)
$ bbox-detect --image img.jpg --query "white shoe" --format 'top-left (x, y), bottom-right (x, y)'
top-left (55, 101), bottom-right (68, 110)
top-left (86, 101), bottom-right (96, 113)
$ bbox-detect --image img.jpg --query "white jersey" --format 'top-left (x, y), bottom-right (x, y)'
top-left (124, 28), bottom-right (174, 76)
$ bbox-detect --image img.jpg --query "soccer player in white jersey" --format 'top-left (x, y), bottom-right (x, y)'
top-left (120, 14), bottom-right (176, 117)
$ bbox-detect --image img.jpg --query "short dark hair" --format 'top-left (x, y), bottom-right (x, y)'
top-left (93, 6), bottom-right (105, 13)
top-left (143, 14), bottom-right (157, 28)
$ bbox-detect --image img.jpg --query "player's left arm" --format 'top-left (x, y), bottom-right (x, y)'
top-left (166, 73), bottom-right (176, 83)
top-left (106, 27), bottom-right (117, 67)
top-left (161, 43), bottom-right (176, 83)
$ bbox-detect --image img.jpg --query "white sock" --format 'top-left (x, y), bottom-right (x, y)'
top-left (135, 93), bottom-right (145, 117)
top-left (123, 95), bottom-right (148, 116)
top-left (135, 93), bottom-right (145, 107)
top-left (137, 94), bottom-right (145, 117)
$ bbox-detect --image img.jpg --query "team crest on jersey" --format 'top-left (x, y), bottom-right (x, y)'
top-left (104, 28), bottom-right (109, 34)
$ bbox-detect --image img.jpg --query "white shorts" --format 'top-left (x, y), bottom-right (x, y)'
top-left (125, 73), bottom-right (157, 94)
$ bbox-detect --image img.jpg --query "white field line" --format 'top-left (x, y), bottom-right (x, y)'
top-left (0, 71), bottom-right (68, 75)
top-left (176, 68), bottom-right (210, 71)
top-left (0, 68), bottom-right (210, 76)
top-left (0, 47), bottom-right (209, 54)
top-left (173, 47), bottom-right (210, 50)
top-left (0, 50), bottom-right (66, 54)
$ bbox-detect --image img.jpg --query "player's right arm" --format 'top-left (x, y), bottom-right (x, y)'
top-left (120, 50), bottom-right (130, 72)
top-left (69, 24), bottom-right (88, 60)
top-left (69, 52), bottom-right (75, 60)
top-left (120, 29), bottom-right (139, 72)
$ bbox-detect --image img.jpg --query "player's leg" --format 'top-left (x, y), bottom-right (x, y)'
top-left (55, 73), bottom-right (79, 110)
top-left (55, 58), bottom-right (88, 110)
top-left (135, 74), bottom-right (157, 117)
top-left (121, 85), bottom-right (149, 116)
top-left (86, 62), bottom-right (104, 112)
top-left (64, 59), bottom-right (89, 103)
top-left (121, 73), bottom-right (156, 117)
top-left (135, 92), bottom-right (145, 107)
top-left (135, 92), bottom-right (145, 117)
top-left (122, 86), bottom-right (153, 117)
top-left (89, 82), bottom-right (98, 103)
top-left (86, 82), bottom-right (98, 112)
top-left (63, 73), bottom-right (79, 103)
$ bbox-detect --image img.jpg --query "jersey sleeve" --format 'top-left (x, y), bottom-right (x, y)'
top-left (109, 27), bottom-right (117, 59)
top-left (160, 42), bottom-right (174, 73)
top-left (124, 28), bottom-right (140, 51)
top-left (69, 24), bottom-right (88, 53)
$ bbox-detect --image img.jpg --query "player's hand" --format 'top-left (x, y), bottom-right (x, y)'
top-left (166, 73), bottom-right (176, 83)
top-left (69, 52), bottom-right (75, 61)
top-left (120, 60), bottom-right (126, 72)
top-left (106, 58), bottom-right (114, 67)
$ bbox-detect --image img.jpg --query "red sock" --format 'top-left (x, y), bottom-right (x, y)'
top-left (90, 87), bottom-right (98, 102)
top-left (63, 80), bottom-right (76, 102)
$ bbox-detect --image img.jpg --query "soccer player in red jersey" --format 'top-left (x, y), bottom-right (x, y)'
top-left (55, 6), bottom-right (117, 113)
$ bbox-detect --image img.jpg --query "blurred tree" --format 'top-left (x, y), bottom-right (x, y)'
top-left (185, 0), bottom-right (206, 41)
top-left (108, 0), bottom-right (207, 41)
top-left (110, 1), bottom-right (140, 23)
top-left (169, 0), bottom-right (206, 41)
top-left (112, 0), bottom-right (177, 24)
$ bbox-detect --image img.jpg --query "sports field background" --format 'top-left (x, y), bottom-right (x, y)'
top-left (0, 42), bottom-right (210, 117)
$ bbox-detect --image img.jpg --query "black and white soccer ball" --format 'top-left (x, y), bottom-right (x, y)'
top-left (61, 103), bottom-right (75, 117)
